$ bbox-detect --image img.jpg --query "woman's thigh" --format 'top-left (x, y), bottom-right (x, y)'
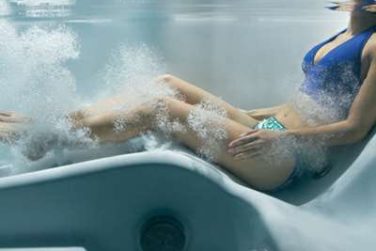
top-left (156, 74), bottom-right (260, 128)
top-left (77, 74), bottom-right (259, 128)
top-left (161, 97), bottom-right (296, 191)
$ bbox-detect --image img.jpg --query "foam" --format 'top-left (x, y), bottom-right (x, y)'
top-left (0, 0), bottom-right (10, 16)
top-left (0, 19), bottom-right (88, 170)
top-left (187, 98), bottom-right (228, 161)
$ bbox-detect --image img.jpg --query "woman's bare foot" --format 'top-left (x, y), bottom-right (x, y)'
top-left (20, 132), bottom-right (55, 161)
top-left (0, 111), bottom-right (30, 123)
top-left (0, 111), bottom-right (61, 161)
top-left (0, 111), bottom-right (30, 143)
top-left (0, 111), bottom-right (96, 161)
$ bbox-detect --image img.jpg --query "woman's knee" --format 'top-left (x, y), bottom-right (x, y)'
top-left (155, 74), bottom-right (187, 95)
top-left (155, 74), bottom-right (177, 85)
top-left (142, 96), bottom-right (178, 116)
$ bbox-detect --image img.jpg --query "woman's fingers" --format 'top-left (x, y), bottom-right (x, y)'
top-left (229, 140), bottom-right (264, 155)
top-left (239, 129), bottom-right (258, 137)
top-left (228, 135), bottom-right (258, 148)
top-left (228, 130), bottom-right (259, 147)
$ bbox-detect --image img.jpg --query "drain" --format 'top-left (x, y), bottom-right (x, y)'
top-left (139, 215), bottom-right (186, 251)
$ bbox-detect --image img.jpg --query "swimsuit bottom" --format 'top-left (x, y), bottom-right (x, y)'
top-left (252, 116), bottom-right (304, 192)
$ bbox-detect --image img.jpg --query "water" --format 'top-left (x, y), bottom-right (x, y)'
top-left (1, 1), bottom-right (376, 250)
top-left (0, 0), bottom-right (348, 165)
top-left (1, 0), bottom-right (247, 171)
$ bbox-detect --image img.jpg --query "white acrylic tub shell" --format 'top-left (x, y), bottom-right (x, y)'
top-left (0, 129), bottom-right (374, 250)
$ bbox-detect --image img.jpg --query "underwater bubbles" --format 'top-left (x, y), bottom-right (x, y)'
top-left (0, 19), bottom-right (89, 169)
top-left (0, 0), bottom-right (10, 16)
top-left (0, 24), bottom-right (80, 119)
top-left (102, 44), bottom-right (171, 108)
top-left (101, 45), bottom-right (184, 149)
top-left (187, 98), bottom-right (228, 162)
top-left (101, 44), bottom-right (231, 160)
top-left (287, 62), bottom-right (362, 173)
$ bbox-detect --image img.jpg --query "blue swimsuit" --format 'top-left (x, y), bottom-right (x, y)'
top-left (255, 25), bottom-right (376, 191)
top-left (301, 25), bottom-right (376, 117)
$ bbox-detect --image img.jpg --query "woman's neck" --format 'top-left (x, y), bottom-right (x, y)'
top-left (348, 12), bottom-right (376, 34)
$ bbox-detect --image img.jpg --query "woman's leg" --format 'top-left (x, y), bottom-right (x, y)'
top-left (77, 96), bottom-right (295, 191)
top-left (156, 74), bottom-right (259, 127)
top-left (73, 74), bottom-right (259, 129)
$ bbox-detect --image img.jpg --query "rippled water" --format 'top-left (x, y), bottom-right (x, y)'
top-left (0, 0), bottom-right (347, 171)
top-left (0, 0), bottom-right (349, 169)
top-left (4, 0), bottom-right (335, 19)
top-left (2, 2), bottom-right (376, 251)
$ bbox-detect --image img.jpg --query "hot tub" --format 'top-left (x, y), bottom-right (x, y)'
top-left (0, 0), bottom-right (375, 250)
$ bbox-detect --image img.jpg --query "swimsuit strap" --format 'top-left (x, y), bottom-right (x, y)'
top-left (301, 25), bottom-right (376, 105)
top-left (303, 25), bottom-right (376, 72)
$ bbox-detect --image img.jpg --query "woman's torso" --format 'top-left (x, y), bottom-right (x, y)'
top-left (274, 105), bottom-right (308, 129)
top-left (273, 25), bottom-right (376, 129)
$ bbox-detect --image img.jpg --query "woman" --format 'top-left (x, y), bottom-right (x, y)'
top-left (2, 0), bottom-right (376, 191)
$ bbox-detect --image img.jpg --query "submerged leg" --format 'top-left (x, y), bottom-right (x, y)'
top-left (156, 74), bottom-right (259, 127)
top-left (72, 74), bottom-right (259, 128)
top-left (76, 96), bottom-right (295, 190)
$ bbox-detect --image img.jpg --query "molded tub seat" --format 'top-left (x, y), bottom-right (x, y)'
top-left (0, 127), bottom-right (375, 250)
top-left (274, 126), bottom-right (376, 204)
top-left (0, 150), bottom-right (276, 251)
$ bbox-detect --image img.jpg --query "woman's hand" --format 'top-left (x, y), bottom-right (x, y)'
top-left (227, 129), bottom-right (283, 160)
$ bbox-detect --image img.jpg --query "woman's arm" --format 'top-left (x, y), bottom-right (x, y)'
top-left (284, 46), bottom-right (376, 147)
top-left (283, 120), bottom-right (367, 147)
top-left (228, 43), bottom-right (376, 158)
